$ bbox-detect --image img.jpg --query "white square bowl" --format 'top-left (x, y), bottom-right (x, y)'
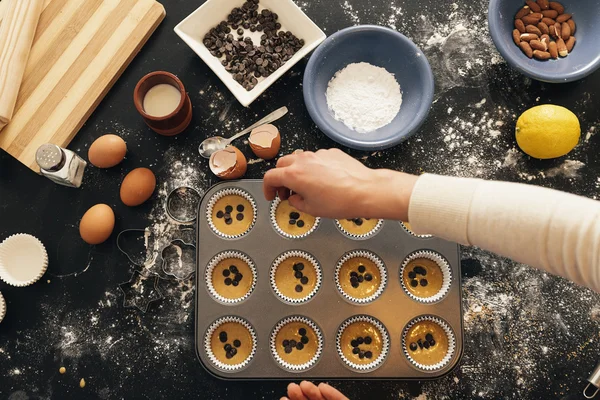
top-left (174, 0), bottom-right (326, 107)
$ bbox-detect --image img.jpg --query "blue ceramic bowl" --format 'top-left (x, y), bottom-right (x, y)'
top-left (303, 25), bottom-right (434, 151)
top-left (489, 0), bottom-right (600, 83)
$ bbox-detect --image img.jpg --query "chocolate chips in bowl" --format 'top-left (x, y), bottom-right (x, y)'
top-left (202, 0), bottom-right (305, 91)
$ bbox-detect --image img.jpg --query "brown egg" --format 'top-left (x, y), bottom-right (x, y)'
top-left (248, 124), bottom-right (281, 160)
top-left (88, 134), bottom-right (127, 168)
top-left (79, 204), bottom-right (115, 244)
top-left (120, 168), bottom-right (156, 206)
top-left (209, 146), bottom-right (247, 180)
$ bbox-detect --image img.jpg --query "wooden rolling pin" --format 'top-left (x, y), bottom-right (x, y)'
top-left (0, 0), bottom-right (44, 131)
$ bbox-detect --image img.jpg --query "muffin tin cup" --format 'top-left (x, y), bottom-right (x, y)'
top-left (336, 315), bottom-right (390, 373)
top-left (270, 316), bottom-right (324, 372)
top-left (335, 219), bottom-right (384, 240)
top-left (270, 250), bottom-right (322, 305)
top-left (206, 188), bottom-right (257, 239)
top-left (335, 250), bottom-right (387, 305)
top-left (269, 197), bottom-right (321, 239)
top-left (401, 222), bottom-right (433, 239)
top-left (206, 251), bottom-right (258, 305)
top-left (0, 233), bottom-right (48, 287)
top-left (204, 316), bottom-right (258, 373)
top-left (402, 315), bottom-right (456, 372)
top-left (400, 250), bottom-right (452, 304)
top-left (0, 292), bottom-right (5, 323)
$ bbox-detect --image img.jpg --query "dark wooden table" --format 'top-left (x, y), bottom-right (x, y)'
top-left (2, 0), bottom-right (600, 399)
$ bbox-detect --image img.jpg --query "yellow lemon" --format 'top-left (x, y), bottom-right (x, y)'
top-left (515, 105), bottom-right (580, 159)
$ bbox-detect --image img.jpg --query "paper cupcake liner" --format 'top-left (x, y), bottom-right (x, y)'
top-left (205, 251), bottom-right (257, 305)
top-left (0, 292), bottom-right (5, 323)
top-left (204, 316), bottom-right (257, 373)
top-left (401, 222), bottom-right (433, 238)
top-left (269, 197), bottom-right (320, 239)
top-left (336, 315), bottom-right (390, 373)
top-left (270, 250), bottom-right (322, 305)
top-left (206, 188), bottom-right (257, 239)
top-left (0, 234), bottom-right (48, 287)
top-left (402, 315), bottom-right (456, 372)
top-left (335, 219), bottom-right (384, 240)
top-left (270, 315), bottom-right (324, 372)
top-left (335, 250), bottom-right (387, 305)
top-left (400, 250), bottom-right (452, 304)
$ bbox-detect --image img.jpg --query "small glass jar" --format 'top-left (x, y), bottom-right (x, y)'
top-left (35, 144), bottom-right (87, 188)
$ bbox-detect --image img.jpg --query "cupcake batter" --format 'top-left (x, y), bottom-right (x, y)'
top-left (340, 320), bottom-right (384, 365)
top-left (275, 321), bottom-right (319, 366)
top-left (404, 320), bottom-right (449, 367)
top-left (211, 194), bottom-right (254, 236)
top-left (210, 321), bottom-right (254, 366)
top-left (274, 256), bottom-right (318, 300)
top-left (274, 200), bottom-right (316, 237)
top-left (402, 258), bottom-right (444, 298)
top-left (211, 257), bottom-right (254, 301)
top-left (338, 256), bottom-right (381, 300)
top-left (338, 218), bottom-right (381, 236)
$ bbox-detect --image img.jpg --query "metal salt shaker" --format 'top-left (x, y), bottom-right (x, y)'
top-left (35, 143), bottom-right (87, 188)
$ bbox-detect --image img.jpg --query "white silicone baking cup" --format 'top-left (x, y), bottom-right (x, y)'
top-left (204, 316), bottom-right (257, 373)
top-left (335, 219), bottom-right (384, 240)
top-left (270, 315), bottom-right (324, 372)
top-left (206, 188), bottom-right (257, 239)
top-left (0, 292), bottom-right (5, 323)
top-left (401, 222), bottom-right (433, 238)
top-left (205, 251), bottom-right (257, 305)
top-left (400, 250), bottom-right (452, 304)
top-left (336, 315), bottom-right (390, 373)
top-left (270, 250), bottom-right (322, 305)
top-left (269, 197), bottom-right (321, 239)
top-left (335, 250), bottom-right (387, 305)
top-left (0, 234), bottom-right (48, 287)
top-left (402, 315), bottom-right (456, 372)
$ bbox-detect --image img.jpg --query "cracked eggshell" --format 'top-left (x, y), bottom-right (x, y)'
top-left (248, 124), bottom-right (281, 160)
top-left (209, 146), bottom-right (247, 180)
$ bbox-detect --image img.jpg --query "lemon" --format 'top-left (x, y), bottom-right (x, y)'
top-left (515, 105), bottom-right (580, 159)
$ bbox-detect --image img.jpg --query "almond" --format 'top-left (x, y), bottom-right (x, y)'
top-left (513, 29), bottom-right (522, 46)
top-left (522, 14), bottom-right (542, 25)
top-left (566, 36), bottom-right (576, 52)
top-left (549, 2), bottom-right (565, 15)
top-left (554, 22), bottom-right (561, 38)
top-left (526, 25), bottom-right (542, 36)
top-left (519, 42), bottom-right (534, 58)
top-left (548, 41), bottom-right (558, 58)
top-left (541, 34), bottom-right (550, 44)
top-left (537, 0), bottom-right (550, 10)
top-left (533, 50), bottom-right (551, 60)
top-left (541, 10), bottom-right (558, 19)
top-left (567, 19), bottom-right (576, 35)
top-left (556, 13), bottom-right (572, 23)
top-left (549, 24), bottom-right (558, 39)
top-left (556, 37), bottom-right (568, 57)
top-left (530, 40), bottom-right (547, 52)
top-left (542, 17), bottom-right (556, 26)
top-left (515, 19), bottom-right (526, 33)
top-left (525, 0), bottom-right (541, 13)
top-left (516, 6), bottom-right (532, 19)
top-left (561, 22), bottom-right (571, 40)
top-left (520, 33), bottom-right (539, 42)
top-left (537, 22), bottom-right (549, 35)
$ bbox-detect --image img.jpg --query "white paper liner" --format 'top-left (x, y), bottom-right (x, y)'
top-left (335, 250), bottom-right (387, 305)
top-left (402, 315), bottom-right (456, 372)
top-left (205, 251), bottom-right (257, 305)
top-left (335, 219), bottom-right (384, 240)
top-left (0, 234), bottom-right (48, 287)
top-left (270, 250), bottom-right (322, 304)
top-left (0, 292), bottom-right (5, 323)
top-left (270, 315), bottom-right (323, 372)
top-left (336, 315), bottom-right (390, 373)
top-left (204, 316), bottom-right (257, 372)
top-left (206, 188), bottom-right (257, 239)
top-left (400, 250), bottom-right (452, 304)
top-left (401, 222), bottom-right (433, 238)
top-left (269, 197), bottom-right (320, 239)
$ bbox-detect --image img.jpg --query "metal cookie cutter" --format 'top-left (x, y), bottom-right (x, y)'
top-left (116, 229), bottom-right (154, 267)
top-left (585, 361), bottom-right (600, 398)
top-left (118, 271), bottom-right (165, 313)
top-left (160, 238), bottom-right (196, 281)
top-left (166, 186), bottom-right (201, 224)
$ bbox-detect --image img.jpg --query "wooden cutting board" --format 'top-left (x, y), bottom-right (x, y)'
top-left (0, 0), bottom-right (165, 171)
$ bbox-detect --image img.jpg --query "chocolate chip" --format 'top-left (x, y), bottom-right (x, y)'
top-left (290, 211), bottom-right (300, 220)
top-left (225, 205), bottom-right (233, 213)
top-left (296, 342), bottom-right (304, 350)
top-left (230, 347), bottom-right (237, 356)
top-left (297, 328), bottom-right (307, 336)
top-left (351, 282), bottom-right (359, 288)
top-left (423, 341), bottom-right (430, 349)
top-left (350, 276), bottom-right (358, 284)
top-left (224, 343), bottom-right (232, 351)
top-left (429, 339), bottom-right (436, 347)
top-left (365, 351), bottom-right (373, 359)
top-left (226, 352), bottom-right (234, 359)
top-left (408, 271), bottom-right (416, 279)
top-left (364, 336), bottom-right (372, 344)
top-left (225, 218), bottom-right (232, 225)
top-left (357, 275), bottom-right (364, 283)
top-left (351, 340), bottom-right (358, 348)
top-left (420, 279), bottom-right (428, 287)
top-left (232, 280), bottom-right (239, 287)
top-left (358, 351), bottom-right (365, 359)
top-left (354, 218), bottom-right (363, 226)
top-left (237, 28), bottom-right (244, 35)
top-left (289, 340), bottom-right (297, 347)
top-left (364, 274), bottom-right (373, 282)
top-left (295, 263), bottom-right (304, 271)
top-left (358, 265), bottom-right (366, 273)
top-left (410, 280), bottom-right (419, 287)
top-left (295, 285), bottom-right (303, 292)
top-left (350, 271), bottom-right (358, 278)
top-left (285, 346), bottom-right (292, 354)
top-left (236, 213), bottom-right (244, 221)
top-left (219, 332), bottom-right (228, 343)
top-left (289, 219), bottom-right (296, 225)
top-left (283, 339), bottom-right (289, 347)
top-left (235, 273), bottom-right (243, 281)
top-left (294, 271), bottom-right (303, 279)
top-left (301, 336), bottom-right (309, 344)
top-left (300, 276), bottom-right (308, 285)
top-left (425, 333), bottom-right (433, 342)
top-left (410, 342), bottom-right (418, 351)
top-left (224, 278), bottom-right (232, 286)
top-left (357, 337), bottom-right (364, 345)
top-left (230, 265), bottom-right (239, 274)
top-left (222, 269), bottom-right (230, 277)
top-left (352, 347), bottom-right (360, 354)
top-left (296, 220), bottom-right (305, 228)
top-left (414, 266), bottom-right (427, 276)
top-left (216, 211), bottom-right (224, 218)
top-left (417, 339), bottom-right (424, 349)
top-left (237, 204), bottom-right (245, 212)
top-left (233, 339), bottom-right (241, 348)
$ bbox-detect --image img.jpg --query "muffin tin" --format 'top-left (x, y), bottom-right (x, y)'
top-left (195, 180), bottom-right (463, 379)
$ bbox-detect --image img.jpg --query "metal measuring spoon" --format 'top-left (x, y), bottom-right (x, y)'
top-left (198, 106), bottom-right (288, 159)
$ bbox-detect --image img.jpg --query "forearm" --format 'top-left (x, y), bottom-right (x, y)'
top-left (408, 174), bottom-right (600, 293)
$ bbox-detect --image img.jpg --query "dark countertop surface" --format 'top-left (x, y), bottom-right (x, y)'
top-left (2, 0), bottom-right (600, 399)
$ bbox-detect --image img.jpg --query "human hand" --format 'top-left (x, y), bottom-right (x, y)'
top-left (281, 381), bottom-right (349, 400)
top-left (263, 149), bottom-right (418, 221)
